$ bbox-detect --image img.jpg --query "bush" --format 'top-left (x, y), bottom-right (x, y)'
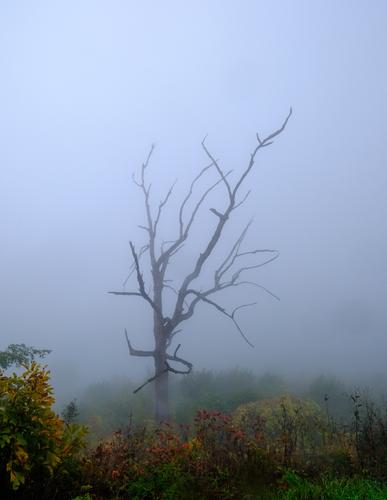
top-left (233, 395), bottom-right (346, 470)
top-left (349, 392), bottom-right (387, 477)
top-left (81, 410), bottom-right (276, 499)
top-left (61, 394), bottom-right (387, 497)
top-left (0, 362), bottom-right (87, 497)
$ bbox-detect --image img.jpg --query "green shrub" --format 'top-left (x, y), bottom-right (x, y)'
top-left (234, 395), bottom-right (334, 468)
top-left (0, 362), bottom-right (87, 496)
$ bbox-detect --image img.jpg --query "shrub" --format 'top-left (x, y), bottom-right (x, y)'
top-left (81, 410), bottom-right (276, 499)
top-left (349, 392), bottom-right (387, 477)
top-left (233, 395), bottom-right (350, 468)
top-left (0, 362), bottom-right (87, 496)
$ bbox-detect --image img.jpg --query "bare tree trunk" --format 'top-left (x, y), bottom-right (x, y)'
top-left (153, 277), bottom-right (170, 422)
top-left (154, 354), bottom-right (169, 422)
top-left (154, 317), bottom-right (169, 421)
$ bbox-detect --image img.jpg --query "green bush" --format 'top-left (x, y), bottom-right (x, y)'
top-left (0, 362), bottom-right (87, 497)
top-left (234, 395), bottom-right (338, 469)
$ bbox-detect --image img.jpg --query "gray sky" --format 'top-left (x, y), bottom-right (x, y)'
top-left (1, 1), bottom-right (387, 395)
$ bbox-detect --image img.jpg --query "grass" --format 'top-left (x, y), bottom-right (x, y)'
top-left (270, 472), bottom-right (387, 500)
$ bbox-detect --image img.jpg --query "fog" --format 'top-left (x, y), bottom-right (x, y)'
top-left (1, 1), bottom-right (386, 401)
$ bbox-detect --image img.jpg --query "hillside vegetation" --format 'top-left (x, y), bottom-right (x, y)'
top-left (2, 364), bottom-right (387, 499)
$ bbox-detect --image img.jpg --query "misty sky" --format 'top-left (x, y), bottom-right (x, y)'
top-left (1, 1), bottom-right (386, 396)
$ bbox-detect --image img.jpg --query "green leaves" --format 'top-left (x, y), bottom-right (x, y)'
top-left (15, 433), bottom-right (28, 447)
top-left (0, 343), bottom-right (51, 370)
top-left (0, 363), bottom-right (87, 492)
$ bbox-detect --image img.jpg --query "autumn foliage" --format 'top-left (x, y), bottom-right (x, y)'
top-left (0, 363), bottom-right (86, 497)
top-left (2, 365), bottom-right (387, 498)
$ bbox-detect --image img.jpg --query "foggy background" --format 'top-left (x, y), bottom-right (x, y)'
top-left (1, 1), bottom-right (386, 401)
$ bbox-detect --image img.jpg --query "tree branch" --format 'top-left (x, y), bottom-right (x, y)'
top-left (157, 169), bottom-right (232, 269)
top-left (124, 329), bottom-right (154, 357)
top-left (122, 244), bottom-right (149, 288)
top-left (132, 342), bottom-right (192, 394)
top-left (234, 280), bottom-right (280, 301)
top-left (169, 110), bottom-right (293, 326)
top-left (201, 136), bottom-right (232, 200)
top-left (132, 145), bottom-right (157, 267)
top-left (165, 344), bottom-right (193, 374)
top-left (108, 291), bottom-right (143, 298)
top-left (184, 290), bottom-right (255, 347)
top-left (256, 107), bottom-right (293, 146)
top-left (230, 251), bottom-right (279, 283)
top-left (154, 180), bottom-right (177, 235)
top-left (178, 163), bottom-right (213, 236)
top-left (166, 328), bottom-right (182, 348)
top-left (128, 241), bottom-right (161, 316)
top-left (233, 190), bottom-right (251, 210)
top-left (133, 369), bottom-right (168, 394)
top-left (233, 108), bottom-right (292, 197)
top-left (215, 221), bottom-right (252, 285)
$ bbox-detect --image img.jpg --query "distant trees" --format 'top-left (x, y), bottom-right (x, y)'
top-left (110, 110), bottom-right (292, 421)
top-left (0, 343), bottom-right (51, 370)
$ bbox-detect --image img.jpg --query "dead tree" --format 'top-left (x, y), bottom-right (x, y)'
top-left (110, 110), bottom-right (292, 422)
